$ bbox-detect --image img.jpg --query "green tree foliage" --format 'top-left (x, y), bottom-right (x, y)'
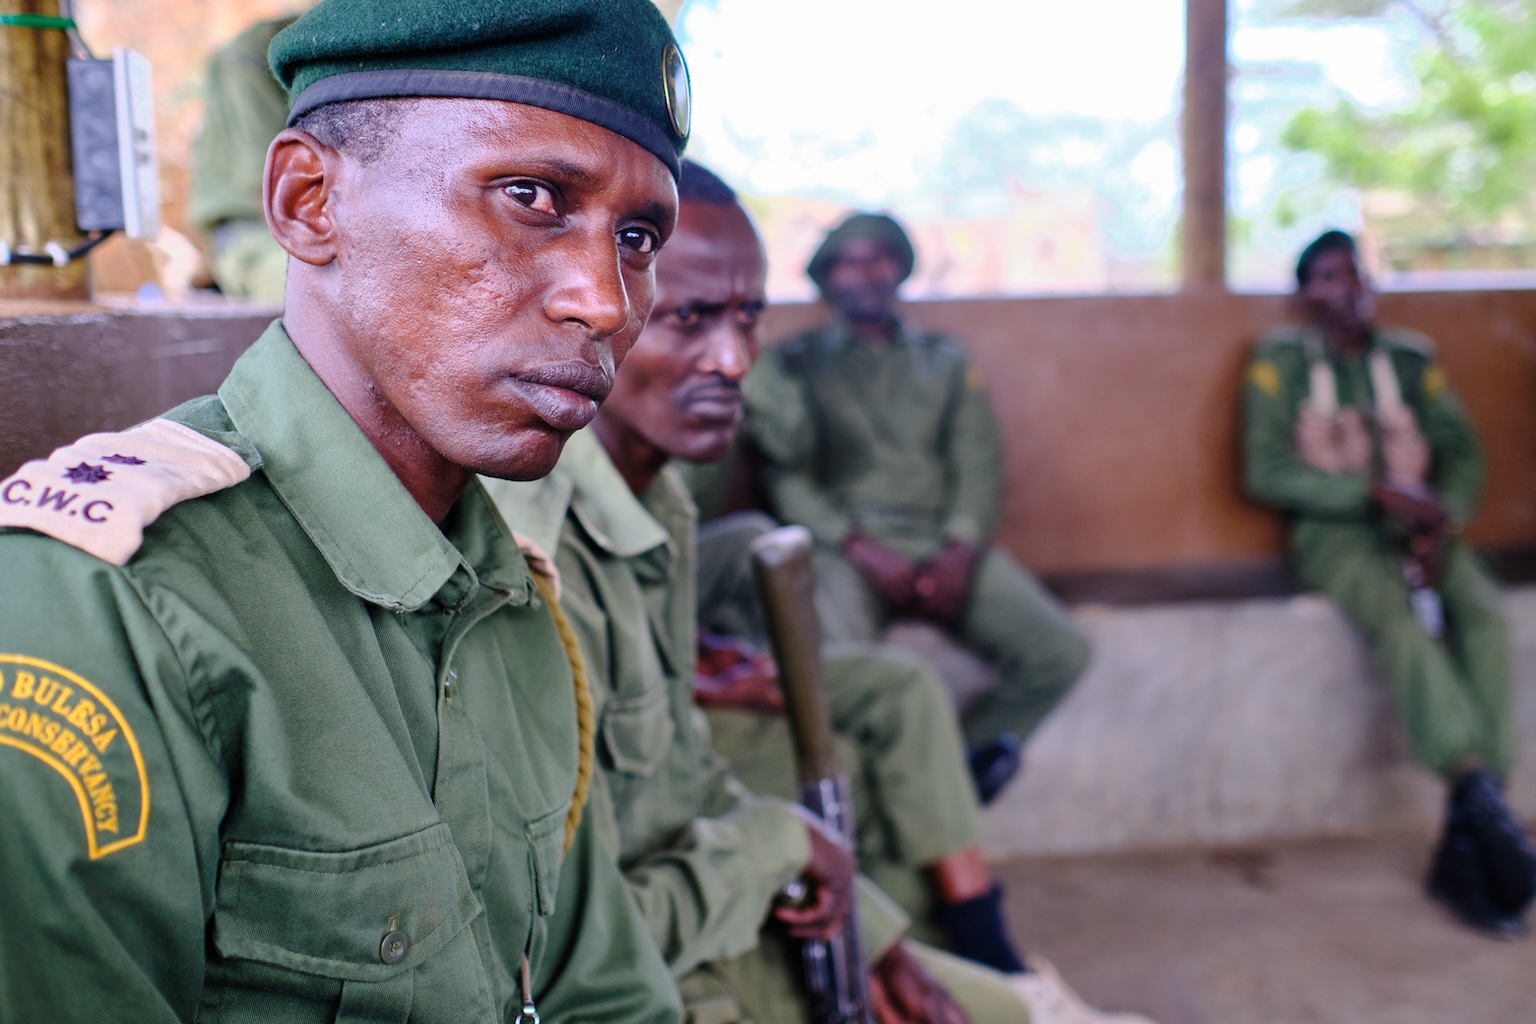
top-left (1277, 0), bottom-right (1536, 240)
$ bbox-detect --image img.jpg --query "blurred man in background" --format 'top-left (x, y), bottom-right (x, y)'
top-left (1243, 229), bottom-right (1535, 938)
top-left (745, 212), bottom-right (1091, 805)
top-left (188, 14), bottom-right (296, 303)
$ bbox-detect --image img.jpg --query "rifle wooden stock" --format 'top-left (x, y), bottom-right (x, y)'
top-left (750, 526), bottom-right (838, 783)
top-left (750, 525), bottom-right (875, 1024)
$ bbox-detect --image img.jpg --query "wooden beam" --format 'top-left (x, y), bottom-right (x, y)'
top-left (0, 0), bottom-right (89, 300)
top-left (1182, 0), bottom-right (1228, 293)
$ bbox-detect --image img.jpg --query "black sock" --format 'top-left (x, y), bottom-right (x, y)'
top-left (935, 882), bottom-right (1027, 974)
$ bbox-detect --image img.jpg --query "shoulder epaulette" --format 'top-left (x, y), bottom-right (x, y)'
top-left (0, 418), bottom-right (251, 566)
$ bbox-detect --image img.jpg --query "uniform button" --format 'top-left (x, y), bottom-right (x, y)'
top-left (380, 927), bottom-right (411, 965)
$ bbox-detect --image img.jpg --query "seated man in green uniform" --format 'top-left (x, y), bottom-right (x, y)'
top-left (189, 14), bottom-right (297, 303)
top-left (487, 162), bottom-right (1155, 1024)
top-left (745, 212), bottom-right (1091, 803)
top-left (0, 1), bottom-right (695, 1019)
top-left (1243, 229), bottom-right (1536, 937)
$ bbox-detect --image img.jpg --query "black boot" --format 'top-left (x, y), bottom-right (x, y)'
top-left (1427, 816), bottom-right (1527, 938)
top-left (968, 733), bottom-right (1022, 806)
top-left (1452, 770), bottom-right (1536, 918)
top-left (935, 882), bottom-right (1027, 973)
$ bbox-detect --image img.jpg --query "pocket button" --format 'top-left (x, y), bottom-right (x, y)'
top-left (379, 924), bottom-right (411, 966)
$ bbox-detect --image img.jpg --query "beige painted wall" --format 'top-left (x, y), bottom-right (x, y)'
top-left (5, 289), bottom-right (1536, 581)
top-left (763, 289), bottom-right (1536, 577)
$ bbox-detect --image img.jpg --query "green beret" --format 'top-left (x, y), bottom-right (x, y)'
top-left (269, 0), bottom-right (690, 177)
top-left (807, 212), bottom-right (915, 291)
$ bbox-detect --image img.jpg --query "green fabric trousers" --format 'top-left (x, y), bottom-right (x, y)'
top-left (696, 513), bottom-right (986, 940)
top-left (705, 646), bottom-right (986, 945)
top-left (814, 545), bottom-right (1089, 748)
top-left (1295, 522), bottom-right (1513, 778)
top-left (679, 931), bottom-right (1031, 1024)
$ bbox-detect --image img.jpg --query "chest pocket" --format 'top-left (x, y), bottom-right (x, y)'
top-left (206, 822), bottom-right (487, 1023)
top-left (599, 679), bottom-right (675, 779)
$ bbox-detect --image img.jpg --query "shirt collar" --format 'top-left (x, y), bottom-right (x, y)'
top-left (559, 429), bottom-right (671, 559)
top-left (825, 314), bottom-right (914, 350)
top-left (218, 321), bottom-right (529, 612)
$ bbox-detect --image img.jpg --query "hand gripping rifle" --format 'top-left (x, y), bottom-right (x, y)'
top-left (750, 525), bottom-right (876, 1024)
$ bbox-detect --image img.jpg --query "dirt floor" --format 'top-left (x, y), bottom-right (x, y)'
top-left (994, 826), bottom-right (1536, 1024)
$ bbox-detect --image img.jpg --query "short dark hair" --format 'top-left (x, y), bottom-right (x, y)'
top-left (678, 160), bottom-right (737, 204)
top-left (1296, 229), bottom-right (1357, 287)
top-left (292, 97), bottom-right (421, 164)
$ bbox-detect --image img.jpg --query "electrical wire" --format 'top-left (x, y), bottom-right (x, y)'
top-left (0, 231), bottom-right (115, 267)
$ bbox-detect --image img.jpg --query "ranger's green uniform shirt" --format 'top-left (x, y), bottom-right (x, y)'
top-left (485, 434), bottom-right (916, 977)
top-left (0, 324), bottom-right (680, 1024)
top-left (1243, 325), bottom-right (1484, 536)
top-left (485, 435), bottom-right (1039, 1024)
top-left (746, 319), bottom-right (1002, 556)
top-left (746, 318), bottom-right (1089, 749)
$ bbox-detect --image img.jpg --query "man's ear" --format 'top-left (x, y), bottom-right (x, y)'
top-left (264, 128), bottom-right (341, 267)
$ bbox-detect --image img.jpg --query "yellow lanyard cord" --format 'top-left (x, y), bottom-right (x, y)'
top-left (530, 571), bottom-right (595, 854)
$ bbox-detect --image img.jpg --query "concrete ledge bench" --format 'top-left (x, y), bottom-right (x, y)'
top-left (927, 587), bottom-right (1536, 858)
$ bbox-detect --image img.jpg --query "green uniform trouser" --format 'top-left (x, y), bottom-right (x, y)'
top-left (814, 543), bottom-right (1089, 749)
top-left (706, 648), bottom-right (985, 944)
top-left (1296, 522), bottom-right (1513, 778)
top-left (697, 513), bottom-right (986, 940)
top-left (681, 931), bottom-right (1031, 1024)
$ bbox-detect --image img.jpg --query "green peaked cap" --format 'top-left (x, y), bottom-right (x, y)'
top-left (269, 0), bottom-right (690, 178)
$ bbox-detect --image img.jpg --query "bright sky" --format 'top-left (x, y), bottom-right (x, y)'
top-left (679, 0), bottom-right (1187, 199)
top-left (675, 0), bottom-right (1430, 289)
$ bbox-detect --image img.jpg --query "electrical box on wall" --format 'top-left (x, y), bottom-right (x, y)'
top-left (67, 48), bottom-right (160, 240)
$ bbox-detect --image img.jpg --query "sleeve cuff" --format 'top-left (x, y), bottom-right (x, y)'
top-left (941, 513), bottom-right (984, 546)
top-left (854, 875), bottom-right (910, 961)
top-left (733, 797), bottom-right (813, 893)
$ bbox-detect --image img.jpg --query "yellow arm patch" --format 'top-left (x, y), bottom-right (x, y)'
top-left (1422, 365), bottom-right (1448, 399)
top-left (0, 655), bottom-right (149, 858)
top-left (1248, 361), bottom-right (1282, 397)
top-left (965, 366), bottom-right (986, 392)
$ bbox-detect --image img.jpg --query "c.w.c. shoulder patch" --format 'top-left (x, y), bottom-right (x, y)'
top-left (0, 418), bottom-right (250, 565)
top-left (0, 655), bottom-right (149, 858)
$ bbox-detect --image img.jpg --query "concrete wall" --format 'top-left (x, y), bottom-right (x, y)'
top-left (980, 588), bottom-right (1536, 857)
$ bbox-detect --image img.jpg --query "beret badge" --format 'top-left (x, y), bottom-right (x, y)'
top-left (662, 43), bottom-right (691, 140)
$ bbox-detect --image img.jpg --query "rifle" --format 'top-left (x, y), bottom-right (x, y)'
top-left (750, 525), bottom-right (876, 1024)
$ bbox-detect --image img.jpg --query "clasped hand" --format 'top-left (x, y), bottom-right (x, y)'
top-left (844, 534), bottom-right (978, 625)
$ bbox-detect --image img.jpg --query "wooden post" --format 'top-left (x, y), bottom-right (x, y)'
top-left (0, 0), bottom-right (89, 300)
top-left (1182, 0), bottom-right (1228, 293)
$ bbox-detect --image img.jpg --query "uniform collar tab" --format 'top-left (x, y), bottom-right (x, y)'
top-left (562, 430), bottom-right (670, 558)
top-left (218, 322), bottom-right (465, 612)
